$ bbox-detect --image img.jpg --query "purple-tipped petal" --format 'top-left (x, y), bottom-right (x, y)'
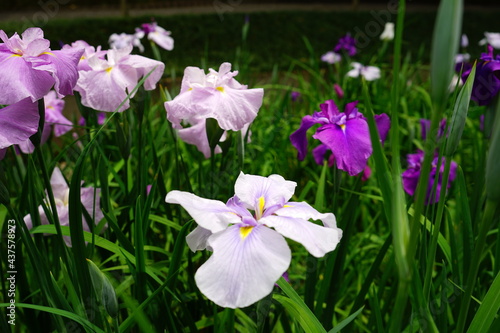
top-left (186, 226), bottom-right (213, 252)
top-left (195, 224), bottom-right (291, 308)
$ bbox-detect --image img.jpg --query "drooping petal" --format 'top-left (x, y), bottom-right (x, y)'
top-left (165, 190), bottom-right (240, 232)
top-left (186, 226), bottom-right (213, 252)
top-left (234, 172), bottom-right (296, 210)
top-left (80, 187), bottom-right (104, 230)
top-left (313, 118), bottom-right (372, 176)
top-left (0, 52), bottom-right (55, 104)
top-left (195, 224), bottom-right (291, 308)
top-left (290, 115), bottom-right (322, 160)
top-left (0, 98), bottom-right (39, 149)
top-left (121, 54), bottom-right (165, 90)
top-left (49, 167), bottom-right (70, 201)
top-left (312, 143), bottom-right (330, 166)
top-left (177, 120), bottom-right (221, 158)
top-left (262, 213), bottom-right (341, 258)
top-left (190, 86), bottom-right (264, 131)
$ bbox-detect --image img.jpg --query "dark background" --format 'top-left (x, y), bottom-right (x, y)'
top-left (4, 0), bottom-right (500, 11)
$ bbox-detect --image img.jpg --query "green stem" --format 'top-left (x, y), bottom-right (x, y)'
top-left (423, 157), bottom-right (451, 299)
top-left (456, 199), bottom-right (498, 332)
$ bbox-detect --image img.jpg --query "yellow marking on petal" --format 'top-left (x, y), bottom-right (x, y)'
top-left (340, 124), bottom-right (346, 130)
top-left (40, 52), bottom-right (54, 56)
top-left (9, 54), bottom-right (22, 57)
top-left (283, 204), bottom-right (293, 208)
top-left (188, 87), bottom-right (193, 91)
top-left (105, 67), bottom-right (113, 73)
top-left (240, 226), bottom-right (254, 240)
top-left (80, 56), bottom-right (86, 60)
top-left (258, 196), bottom-right (265, 213)
top-left (216, 86), bottom-right (225, 93)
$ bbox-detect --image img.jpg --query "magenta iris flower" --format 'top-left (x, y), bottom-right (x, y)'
top-left (0, 98), bottom-right (39, 149)
top-left (402, 150), bottom-right (458, 205)
top-left (165, 172), bottom-right (342, 308)
top-left (459, 45), bottom-right (500, 106)
top-left (334, 34), bottom-right (357, 57)
top-left (24, 167), bottom-right (105, 247)
top-left (290, 100), bottom-right (390, 176)
top-left (75, 45), bottom-right (164, 112)
top-left (0, 28), bottom-right (83, 105)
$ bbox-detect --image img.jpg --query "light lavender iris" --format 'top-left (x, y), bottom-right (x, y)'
top-left (165, 62), bottom-right (263, 157)
top-left (24, 167), bottom-right (105, 246)
top-left (165, 172), bottom-right (342, 308)
top-left (140, 22), bottom-right (174, 51)
top-left (0, 28), bottom-right (83, 105)
top-left (290, 99), bottom-right (390, 176)
top-left (75, 44), bottom-right (165, 112)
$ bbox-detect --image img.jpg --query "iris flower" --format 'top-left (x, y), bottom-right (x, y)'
top-left (420, 118), bottom-right (447, 140)
top-left (140, 22), bottom-right (174, 51)
top-left (109, 32), bottom-right (144, 53)
top-left (347, 62), bottom-right (381, 81)
top-left (0, 27), bottom-right (83, 105)
top-left (62, 40), bottom-right (106, 71)
top-left (380, 22), bottom-right (394, 41)
top-left (290, 99), bottom-right (390, 176)
top-left (75, 45), bottom-right (165, 112)
top-left (321, 51), bottom-right (341, 64)
top-left (0, 98), bottom-right (39, 150)
top-left (24, 167), bottom-right (105, 246)
top-left (459, 45), bottom-right (500, 106)
top-left (479, 32), bottom-right (500, 49)
top-left (165, 172), bottom-right (342, 308)
top-left (334, 34), bottom-right (357, 57)
top-left (165, 62), bottom-right (263, 132)
top-left (402, 150), bottom-right (458, 205)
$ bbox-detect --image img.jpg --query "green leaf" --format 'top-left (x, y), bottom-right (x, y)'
top-left (0, 303), bottom-right (106, 333)
top-left (327, 306), bottom-right (364, 333)
top-left (430, 0), bottom-right (463, 111)
top-left (275, 278), bottom-right (327, 333)
top-left (445, 63), bottom-right (476, 156)
top-left (466, 271), bottom-right (500, 332)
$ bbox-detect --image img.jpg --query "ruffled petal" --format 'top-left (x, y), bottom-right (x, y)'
top-left (121, 54), bottom-right (165, 91)
top-left (165, 190), bottom-right (241, 232)
top-left (0, 98), bottom-right (39, 149)
top-left (234, 172), bottom-right (296, 210)
top-left (177, 120), bottom-right (221, 158)
top-left (374, 113), bottom-right (391, 143)
top-left (195, 224), bottom-right (291, 308)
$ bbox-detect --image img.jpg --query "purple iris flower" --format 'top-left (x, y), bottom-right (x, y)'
top-left (334, 34), bottom-right (357, 57)
top-left (402, 150), bottom-right (458, 205)
top-left (459, 45), bottom-right (500, 106)
top-left (290, 100), bottom-right (390, 176)
top-left (420, 118), bottom-right (447, 140)
top-left (0, 28), bottom-right (83, 105)
top-left (166, 172), bottom-right (342, 308)
top-left (291, 91), bottom-right (301, 102)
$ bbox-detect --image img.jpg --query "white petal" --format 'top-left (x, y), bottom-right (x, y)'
top-left (165, 190), bottom-right (240, 233)
top-left (234, 172), bottom-right (296, 210)
top-left (195, 224), bottom-right (291, 308)
top-left (361, 66), bottom-right (381, 81)
top-left (262, 202), bottom-right (342, 257)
